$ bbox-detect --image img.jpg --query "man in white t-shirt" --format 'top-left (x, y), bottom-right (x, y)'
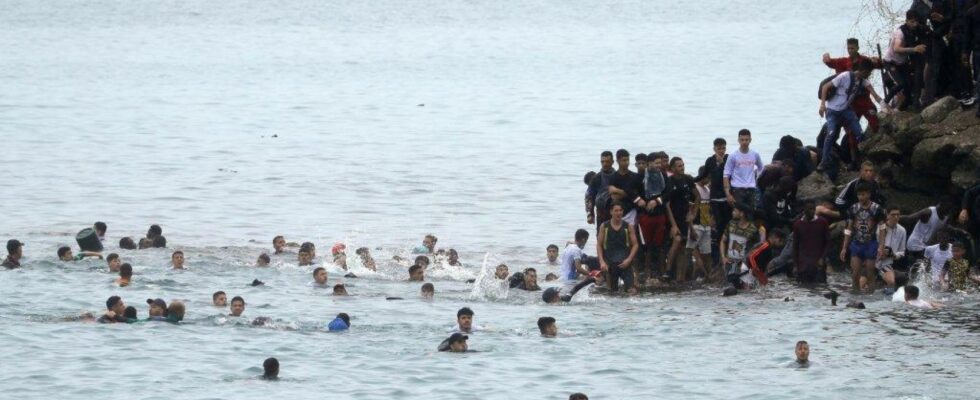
top-left (818, 59), bottom-right (883, 172)
top-left (559, 229), bottom-right (592, 286)
top-left (924, 234), bottom-right (953, 288)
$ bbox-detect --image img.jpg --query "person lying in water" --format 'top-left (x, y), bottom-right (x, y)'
top-left (904, 285), bottom-right (941, 309)
top-left (437, 333), bottom-right (468, 353)
top-left (58, 246), bottom-right (102, 262)
top-left (542, 274), bottom-right (599, 304)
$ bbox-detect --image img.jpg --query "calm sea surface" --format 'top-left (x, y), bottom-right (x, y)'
top-left (2, 1), bottom-right (978, 399)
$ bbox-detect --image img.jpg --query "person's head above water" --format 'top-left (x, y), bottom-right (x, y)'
top-left (537, 316), bottom-right (557, 338)
top-left (408, 264), bottom-right (424, 281)
top-left (298, 249), bottom-right (312, 266)
top-left (456, 307), bottom-right (474, 332)
top-left (569, 393), bottom-right (589, 400)
top-left (230, 296), bottom-right (245, 316)
top-left (146, 298), bottom-right (168, 317)
top-left (166, 300), bottom-right (185, 323)
top-left (523, 268), bottom-right (538, 288)
top-left (904, 285), bottom-right (920, 301)
top-left (151, 235), bottom-right (167, 248)
top-left (262, 357), bottom-right (279, 380)
top-left (106, 295), bottom-right (125, 314)
top-left (495, 263), bottom-right (509, 280)
top-left (94, 221), bottom-right (107, 237)
top-left (171, 250), bottom-right (184, 269)
top-left (118, 237), bottom-right (136, 250)
top-left (256, 253), bottom-right (270, 267)
top-left (6, 239), bottom-right (24, 259)
top-left (414, 255), bottom-right (430, 268)
top-left (119, 263), bottom-right (133, 280)
top-left (300, 242), bottom-right (315, 258)
top-left (421, 283), bottom-right (434, 298)
top-left (147, 224), bottom-right (162, 239)
top-left (272, 235), bottom-right (285, 254)
top-left (543, 287), bottom-right (562, 304)
top-left (213, 291), bottom-right (227, 307)
top-left (574, 229), bottom-right (589, 248)
top-left (332, 284), bottom-right (348, 296)
top-left (546, 244), bottom-right (559, 263)
top-left (123, 306), bottom-right (138, 321)
top-left (313, 267), bottom-right (328, 285)
top-left (439, 333), bottom-right (468, 353)
top-left (795, 340), bottom-right (809, 363)
top-left (422, 234), bottom-right (437, 252)
top-left (106, 253), bottom-right (121, 271)
top-left (57, 246), bottom-right (73, 261)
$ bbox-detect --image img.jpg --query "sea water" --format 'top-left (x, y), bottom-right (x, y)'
top-left (1, 1), bottom-right (978, 399)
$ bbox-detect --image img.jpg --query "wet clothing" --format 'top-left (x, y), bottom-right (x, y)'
top-left (2, 256), bottom-right (20, 269)
top-left (724, 221), bottom-right (759, 263)
top-left (943, 258), bottom-right (971, 290)
top-left (763, 190), bottom-right (797, 231)
top-left (608, 170), bottom-right (639, 214)
top-left (559, 244), bottom-right (585, 282)
top-left (792, 216), bottom-right (831, 283)
top-left (847, 202), bottom-right (885, 244)
top-left (877, 223), bottom-right (908, 270)
top-left (668, 174), bottom-right (695, 235)
top-left (907, 206), bottom-right (947, 252)
top-left (746, 241), bottom-right (777, 285)
top-left (601, 221), bottom-right (634, 291)
top-left (925, 244), bottom-right (954, 285)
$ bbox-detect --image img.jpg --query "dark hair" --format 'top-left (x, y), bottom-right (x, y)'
top-left (713, 137), bottom-right (726, 146)
top-left (769, 228), bottom-right (788, 240)
top-left (796, 340), bottom-right (808, 346)
top-left (421, 283), bottom-right (434, 292)
top-left (106, 295), bottom-right (122, 310)
top-left (213, 291), bottom-right (225, 301)
top-left (300, 241), bottom-right (314, 251)
top-left (569, 394), bottom-right (589, 400)
top-left (355, 247), bottom-right (368, 255)
top-left (887, 205), bottom-right (901, 213)
top-left (906, 10), bottom-right (917, 21)
top-left (547, 244), bottom-right (559, 251)
top-left (457, 307), bottom-right (474, 318)
top-left (337, 313), bottom-right (350, 326)
top-left (172, 250), bottom-right (183, 257)
top-left (448, 248), bottom-right (458, 256)
top-left (738, 128), bottom-right (751, 137)
top-left (615, 149), bottom-right (630, 159)
top-left (607, 201), bottom-right (625, 211)
top-left (855, 181), bottom-right (873, 194)
top-left (415, 255), bottom-right (430, 265)
top-left (124, 306), bottom-right (137, 320)
top-left (584, 171), bottom-right (596, 185)
top-left (635, 153), bottom-right (647, 162)
top-left (231, 296), bottom-right (245, 305)
top-left (57, 246), bottom-right (71, 258)
top-left (778, 135), bottom-right (796, 151)
top-left (313, 267), bottom-right (325, 277)
top-left (106, 253), bottom-right (119, 263)
top-left (600, 151), bottom-right (613, 159)
top-left (263, 357), bottom-right (279, 379)
top-left (152, 235), bottom-right (167, 248)
top-left (119, 237), bottom-right (136, 250)
top-left (696, 166), bottom-right (710, 181)
top-left (669, 157), bottom-right (683, 169)
top-left (148, 225), bottom-right (162, 237)
top-left (258, 253), bottom-right (271, 263)
top-left (653, 151), bottom-right (668, 161)
top-left (333, 284), bottom-right (346, 293)
top-left (94, 221), bottom-right (107, 234)
top-left (778, 176), bottom-right (797, 192)
top-left (273, 235), bottom-right (284, 244)
top-left (803, 198), bottom-right (817, 208)
top-left (846, 38), bottom-right (859, 46)
top-left (905, 285), bottom-right (920, 299)
top-left (524, 267), bottom-right (537, 274)
top-left (298, 249), bottom-right (310, 256)
top-left (537, 316), bottom-right (556, 333)
top-left (119, 263), bottom-right (133, 278)
top-left (574, 228), bottom-right (590, 242)
top-left (408, 264), bottom-right (422, 275)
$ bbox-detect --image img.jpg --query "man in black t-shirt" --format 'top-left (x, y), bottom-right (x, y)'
top-left (607, 149), bottom-right (639, 225)
top-left (666, 157), bottom-right (696, 282)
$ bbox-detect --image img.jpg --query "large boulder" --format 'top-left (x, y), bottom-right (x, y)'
top-left (797, 171), bottom-right (836, 201)
top-left (911, 134), bottom-right (962, 176)
top-left (879, 187), bottom-right (935, 214)
top-left (860, 134), bottom-right (902, 163)
top-left (921, 96), bottom-right (960, 124)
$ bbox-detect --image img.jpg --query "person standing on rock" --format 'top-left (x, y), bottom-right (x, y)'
top-left (883, 10), bottom-right (926, 111)
top-left (823, 38), bottom-right (884, 170)
top-left (834, 161), bottom-right (886, 212)
top-left (723, 129), bottom-right (764, 209)
top-left (818, 59), bottom-right (883, 174)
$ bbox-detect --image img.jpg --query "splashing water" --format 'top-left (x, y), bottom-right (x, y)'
top-left (469, 252), bottom-right (509, 300)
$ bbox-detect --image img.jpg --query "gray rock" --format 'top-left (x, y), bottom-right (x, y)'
top-left (797, 172), bottom-right (835, 202)
top-left (921, 96), bottom-right (960, 124)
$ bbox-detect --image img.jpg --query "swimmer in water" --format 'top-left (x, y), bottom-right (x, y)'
top-left (495, 264), bottom-right (509, 280)
top-left (94, 221), bottom-right (107, 241)
top-left (213, 291), bottom-right (227, 307)
top-left (795, 340), bottom-right (810, 366)
top-left (123, 306), bottom-right (138, 323)
top-left (256, 253), bottom-right (270, 267)
top-left (447, 249), bottom-right (462, 266)
top-left (514, 268), bottom-right (541, 291)
top-left (327, 313), bottom-right (350, 331)
top-left (414, 255), bottom-right (430, 269)
top-left (118, 237), bottom-right (136, 250)
top-left (106, 253), bottom-right (121, 272)
top-left (273, 235), bottom-right (286, 255)
top-left (166, 300), bottom-right (185, 323)
top-left (569, 394), bottom-right (589, 400)
top-left (116, 263), bottom-right (133, 287)
top-left (409, 264), bottom-right (425, 281)
top-left (311, 267), bottom-right (329, 288)
top-left (546, 244), bottom-right (560, 265)
top-left (415, 234), bottom-right (437, 254)
top-left (333, 284), bottom-right (348, 296)
top-left (97, 295), bottom-right (126, 323)
top-left (542, 276), bottom-right (597, 304)
top-left (58, 246), bottom-right (102, 262)
top-left (3, 239), bottom-right (24, 269)
top-left (421, 283), bottom-right (434, 298)
top-left (300, 242), bottom-right (316, 260)
top-left (146, 298), bottom-right (168, 321)
top-left (449, 307), bottom-right (483, 333)
top-left (230, 296), bottom-right (246, 317)
top-left (297, 249), bottom-right (313, 267)
top-left (263, 358), bottom-right (279, 380)
top-left (537, 317), bottom-right (557, 338)
top-left (904, 285), bottom-right (941, 309)
top-left (332, 243), bottom-right (347, 269)
top-left (355, 247), bottom-right (377, 271)
top-left (171, 250), bottom-right (185, 269)
top-left (437, 333), bottom-right (468, 353)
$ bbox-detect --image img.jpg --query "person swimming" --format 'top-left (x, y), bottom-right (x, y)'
top-left (355, 247), bottom-right (377, 271)
top-left (116, 263), bottom-right (133, 287)
top-left (146, 298), bottom-right (168, 321)
top-left (448, 307), bottom-right (484, 333)
top-left (408, 264), bottom-right (424, 281)
top-left (421, 283), bottom-right (434, 299)
top-left (904, 285), bottom-right (940, 309)
top-left (171, 250), bottom-right (185, 269)
top-left (97, 295), bottom-right (126, 323)
top-left (213, 291), bottom-right (227, 307)
top-left (495, 264), bottom-right (509, 280)
top-left (166, 300), bottom-right (185, 323)
top-left (332, 284), bottom-right (348, 296)
top-left (542, 274), bottom-right (598, 304)
top-left (230, 296), bottom-right (246, 317)
top-left (106, 253), bottom-right (121, 272)
top-left (437, 333), bottom-right (468, 353)
top-left (537, 317), bottom-right (557, 338)
top-left (310, 267), bottom-right (329, 288)
top-left (795, 340), bottom-right (810, 366)
top-left (256, 253), bottom-right (270, 267)
top-left (262, 357), bottom-right (279, 380)
top-left (327, 313), bottom-right (350, 331)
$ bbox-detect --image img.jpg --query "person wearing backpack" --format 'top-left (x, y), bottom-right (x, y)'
top-left (821, 38), bottom-right (884, 170)
top-left (817, 59), bottom-right (883, 173)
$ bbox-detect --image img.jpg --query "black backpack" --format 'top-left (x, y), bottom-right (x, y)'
top-left (817, 72), bottom-right (860, 101)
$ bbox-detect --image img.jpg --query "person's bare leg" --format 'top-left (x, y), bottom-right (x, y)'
top-left (883, 270), bottom-right (896, 288)
top-left (850, 256), bottom-right (862, 293)
top-left (864, 261), bottom-right (877, 293)
top-left (666, 235), bottom-right (683, 281)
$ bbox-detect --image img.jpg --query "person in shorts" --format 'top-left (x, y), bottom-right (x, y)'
top-left (686, 166), bottom-right (713, 280)
top-left (840, 182), bottom-right (885, 292)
